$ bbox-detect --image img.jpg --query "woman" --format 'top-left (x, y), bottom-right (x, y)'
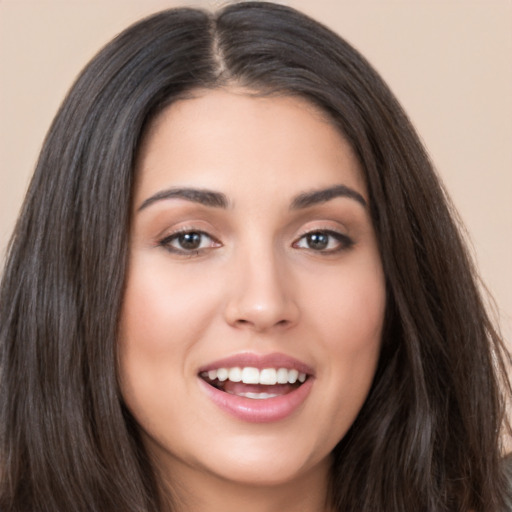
top-left (0, 2), bottom-right (509, 511)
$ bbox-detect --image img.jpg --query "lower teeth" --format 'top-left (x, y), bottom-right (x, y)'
top-left (227, 391), bottom-right (280, 399)
top-left (202, 376), bottom-right (303, 398)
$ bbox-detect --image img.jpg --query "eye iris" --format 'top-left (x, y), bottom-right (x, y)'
top-left (178, 232), bottom-right (202, 250)
top-left (307, 232), bottom-right (329, 250)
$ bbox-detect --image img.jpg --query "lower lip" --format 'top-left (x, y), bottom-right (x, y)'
top-left (199, 377), bottom-right (314, 423)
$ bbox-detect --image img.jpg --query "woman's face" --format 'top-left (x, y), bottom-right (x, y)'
top-left (118, 89), bottom-right (386, 491)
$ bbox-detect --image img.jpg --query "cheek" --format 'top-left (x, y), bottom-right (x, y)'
top-left (119, 258), bottom-right (220, 353)
top-left (117, 259), bottom-right (222, 433)
top-left (303, 254), bottom-right (385, 426)
top-left (117, 258), bottom-right (224, 415)
top-left (307, 254), bottom-right (386, 350)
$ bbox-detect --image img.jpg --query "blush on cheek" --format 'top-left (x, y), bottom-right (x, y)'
top-left (316, 292), bottom-right (384, 349)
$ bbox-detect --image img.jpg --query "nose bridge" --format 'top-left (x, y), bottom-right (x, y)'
top-left (224, 236), bottom-right (299, 331)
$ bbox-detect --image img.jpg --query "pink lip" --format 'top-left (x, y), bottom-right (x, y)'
top-left (198, 352), bottom-right (315, 375)
top-left (199, 377), bottom-right (314, 423)
top-left (197, 352), bottom-right (315, 423)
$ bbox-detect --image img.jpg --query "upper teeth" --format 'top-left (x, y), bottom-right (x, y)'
top-left (204, 367), bottom-right (307, 385)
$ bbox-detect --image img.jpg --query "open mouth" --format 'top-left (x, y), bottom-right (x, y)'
top-left (199, 367), bottom-right (309, 399)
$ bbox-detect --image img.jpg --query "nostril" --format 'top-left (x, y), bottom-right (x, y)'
top-left (231, 317), bottom-right (293, 331)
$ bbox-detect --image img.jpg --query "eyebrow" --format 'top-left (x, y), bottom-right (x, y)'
top-left (138, 187), bottom-right (229, 211)
top-left (290, 185), bottom-right (367, 209)
top-left (138, 183), bottom-right (367, 212)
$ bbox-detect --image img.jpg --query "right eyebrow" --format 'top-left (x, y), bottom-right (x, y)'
top-left (137, 187), bottom-right (229, 211)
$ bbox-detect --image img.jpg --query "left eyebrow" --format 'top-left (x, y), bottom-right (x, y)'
top-left (290, 184), bottom-right (367, 210)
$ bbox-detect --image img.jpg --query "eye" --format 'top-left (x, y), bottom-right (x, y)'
top-left (293, 230), bottom-right (353, 253)
top-left (158, 230), bottom-right (220, 255)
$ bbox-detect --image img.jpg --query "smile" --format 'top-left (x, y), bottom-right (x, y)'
top-left (200, 367), bottom-right (308, 399)
top-left (198, 354), bottom-right (314, 422)
top-left (205, 365), bottom-right (306, 385)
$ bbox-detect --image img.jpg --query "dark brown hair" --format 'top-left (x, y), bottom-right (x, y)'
top-left (0, 3), bottom-right (510, 511)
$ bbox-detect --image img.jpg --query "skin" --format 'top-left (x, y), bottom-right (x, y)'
top-left (118, 88), bottom-right (386, 512)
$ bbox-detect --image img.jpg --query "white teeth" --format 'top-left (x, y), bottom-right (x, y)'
top-left (288, 369), bottom-right (299, 384)
top-left (241, 367), bottom-right (260, 384)
top-left (228, 367), bottom-right (242, 382)
top-left (236, 391), bottom-right (280, 399)
top-left (276, 368), bottom-right (289, 384)
top-left (259, 368), bottom-right (277, 385)
top-left (217, 368), bottom-right (228, 382)
top-left (203, 366), bottom-right (308, 385)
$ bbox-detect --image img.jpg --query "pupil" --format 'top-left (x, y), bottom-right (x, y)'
top-left (307, 232), bottom-right (328, 250)
top-left (179, 232), bottom-right (201, 250)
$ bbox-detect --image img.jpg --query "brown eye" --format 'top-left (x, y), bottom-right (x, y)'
top-left (177, 232), bottom-right (202, 250)
top-left (294, 230), bottom-right (354, 253)
top-left (159, 230), bottom-right (220, 254)
top-left (305, 232), bottom-right (329, 250)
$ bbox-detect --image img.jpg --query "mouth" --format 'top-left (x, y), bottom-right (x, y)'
top-left (199, 366), bottom-right (309, 399)
top-left (197, 353), bottom-right (314, 422)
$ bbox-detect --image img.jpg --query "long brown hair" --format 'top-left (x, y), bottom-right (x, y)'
top-left (1, 3), bottom-right (510, 511)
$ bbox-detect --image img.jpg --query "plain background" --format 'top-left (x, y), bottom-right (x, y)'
top-left (1, 0), bottom-right (511, 344)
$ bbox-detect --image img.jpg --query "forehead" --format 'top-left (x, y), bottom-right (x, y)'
top-left (134, 88), bottom-right (366, 206)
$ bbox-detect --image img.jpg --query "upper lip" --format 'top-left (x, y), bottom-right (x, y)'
top-left (198, 352), bottom-right (315, 376)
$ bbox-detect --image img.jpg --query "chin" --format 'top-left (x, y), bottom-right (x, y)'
top-left (192, 431), bottom-right (334, 488)
top-left (204, 452), bottom-right (330, 488)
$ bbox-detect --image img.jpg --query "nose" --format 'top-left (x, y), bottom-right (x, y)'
top-left (223, 249), bottom-right (300, 332)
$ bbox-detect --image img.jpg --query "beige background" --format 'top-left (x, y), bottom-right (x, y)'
top-left (1, 0), bottom-right (511, 343)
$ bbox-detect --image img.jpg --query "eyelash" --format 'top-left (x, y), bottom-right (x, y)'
top-left (293, 229), bottom-right (354, 254)
top-left (158, 228), bottom-right (220, 256)
top-left (157, 228), bottom-right (354, 256)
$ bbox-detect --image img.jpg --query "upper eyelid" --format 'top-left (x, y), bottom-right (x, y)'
top-left (159, 228), bottom-right (217, 243)
top-left (158, 224), bottom-right (350, 238)
top-left (155, 219), bottom-right (354, 245)
top-left (294, 225), bottom-right (350, 239)
top-left (295, 229), bottom-right (353, 241)
top-left (157, 230), bottom-right (221, 257)
top-left (293, 228), bottom-right (355, 251)
top-left (157, 223), bottom-right (219, 241)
